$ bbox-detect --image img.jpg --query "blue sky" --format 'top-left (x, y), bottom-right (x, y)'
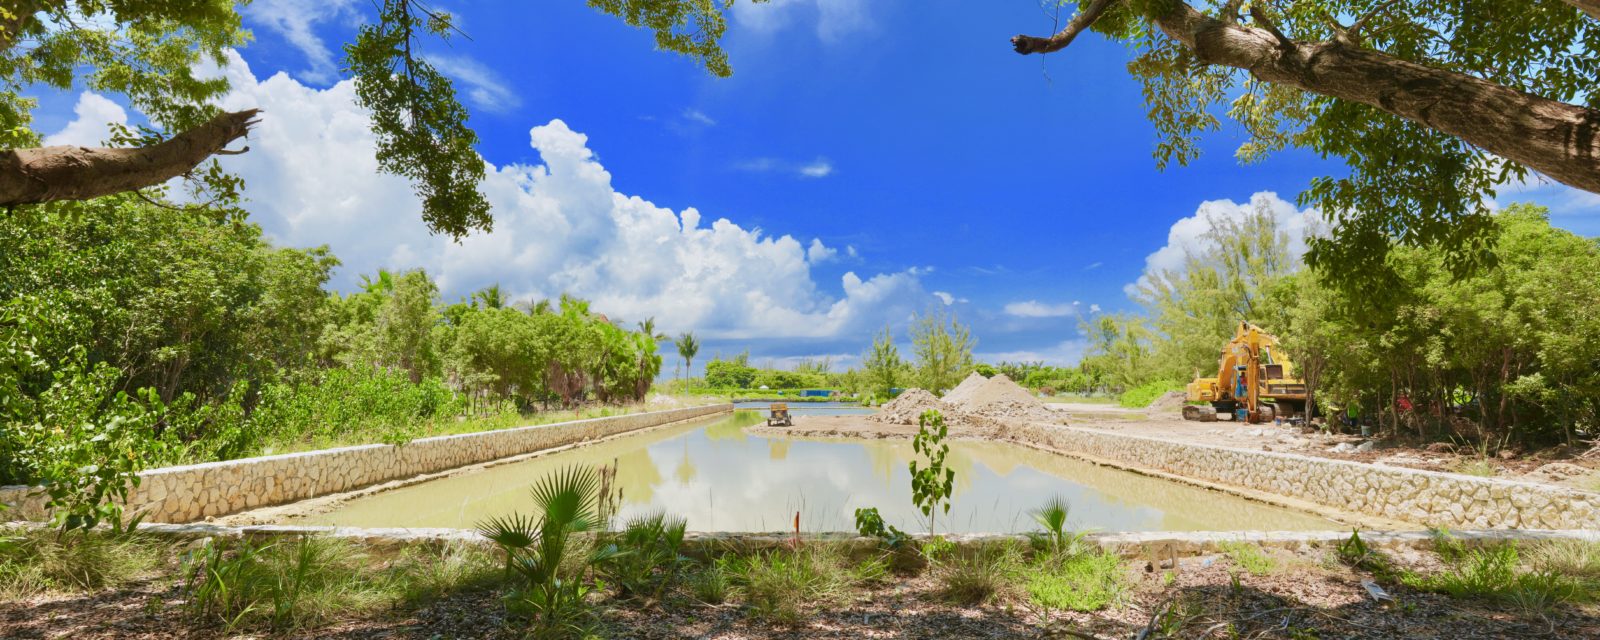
top-left (34, 1), bottom-right (1600, 373)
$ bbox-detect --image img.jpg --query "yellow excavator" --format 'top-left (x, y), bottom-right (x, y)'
top-left (1182, 322), bottom-right (1308, 423)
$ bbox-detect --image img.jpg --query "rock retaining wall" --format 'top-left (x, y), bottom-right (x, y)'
top-left (1008, 423), bottom-right (1600, 530)
top-left (1, 404), bottom-right (730, 524)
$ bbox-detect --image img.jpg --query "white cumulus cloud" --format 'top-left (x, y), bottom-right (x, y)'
top-left (43, 93), bottom-right (127, 147)
top-left (1003, 300), bottom-right (1079, 318)
top-left (430, 55), bottom-right (522, 113)
top-left (1127, 191), bottom-right (1316, 299)
top-left (731, 0), bottom-right (872, 42)
top-left (242, 0), bottom-right (358, 84)
top-left (71, 51), bottom-right (926, 342)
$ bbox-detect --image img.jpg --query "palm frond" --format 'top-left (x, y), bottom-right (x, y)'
top-left (476, 512), bottom-right (540, 550)
top-left (530, 464), bottom-right (601, 532)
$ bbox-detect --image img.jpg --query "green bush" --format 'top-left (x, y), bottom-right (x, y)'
top-left (1118, 380), bottom-right (1182, 409)
top-left (935, 542), bottom-right (1021, 605)
top-left (733, 545), bottom-right (874, 624)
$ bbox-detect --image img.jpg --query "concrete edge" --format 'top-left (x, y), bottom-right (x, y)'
top-left (6, 521), bottom-right (1593, 559)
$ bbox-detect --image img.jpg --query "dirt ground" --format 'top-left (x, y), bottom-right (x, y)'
top-left (4, 544), bottom-right (1595, 639)
top-left (750, 408), bottom-right (1600, 493)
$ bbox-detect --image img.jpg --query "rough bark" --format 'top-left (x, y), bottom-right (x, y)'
top-left (1563, 0), bottom-right (1600, 22)
top-left (0, 109), bottom-right (259, 207)
top-left (1013, 2), bottom-right (1600, 196)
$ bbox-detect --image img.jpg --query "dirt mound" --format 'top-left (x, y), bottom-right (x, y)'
top-left (941, 372), bottom-right (989, 406)
top-left (961, 374), bottom-right (1038, 409)
top-left (1145, 391), bottom-right (1188, 413)
top-left (869, 388), bottom-right (960, 425)
top-left (942, 374), bottom-right (1063, 425)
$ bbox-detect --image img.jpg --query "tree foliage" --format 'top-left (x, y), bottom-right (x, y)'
top-left (909, 309), bottom-right (975, 394)
top-left (0, 197), bottom-right (665, 498)
top-left (1017, 0), bottom-right (1600, 291)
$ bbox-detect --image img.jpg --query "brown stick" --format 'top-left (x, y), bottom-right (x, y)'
top-left (0, 109), bottom-right (260, 207)
top-left (1011, 0), bottom-right (1119, 55)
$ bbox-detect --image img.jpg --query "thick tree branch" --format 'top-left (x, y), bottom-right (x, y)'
top-left (1012, 1), bottom-right (1600, 196)
top-left (0, 109), bottom-right (260, 206)
top-left (1562, 0), bottom-right (1600, 22)
top-left (0, 0), bottom-right (40, 52)
top-left (1011, 0), bottom-right (1118, 55)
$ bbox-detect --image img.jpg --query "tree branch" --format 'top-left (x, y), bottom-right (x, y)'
top-left (0, 0), bottom-right (40, 52)
top-left (0, 109), bottom-right (260, 206)
top-left (1561, 0), bottom-right (1600, 21)
top-left (1144, 1), bottom-right (1600, 194)
top-left (1012, 0), bottom-right (1119, 55)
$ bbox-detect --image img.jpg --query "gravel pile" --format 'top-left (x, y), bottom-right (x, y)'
top-left (943, 374), bottom-right (1063, 425)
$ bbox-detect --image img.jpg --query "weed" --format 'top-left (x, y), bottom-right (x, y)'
top-left (691, 558), bottom-right (731, 604)
top-left (1527, 539), bottom-right (1600, 581)
top-left (0, 529), bottom-right (163, 596)
top-left (853, 506), bottom-right (910, 550)
top-left (1024, 549), bottom-right (1125, 613)
top-left (391, 542), bottom-right (501, 606)
top-left (600, 511), bottom-right (689, 601)
top-left (1454, 458), bottom-right (1497, 477)
top-left (935, 541), bottom-right (1021, 605)
top-left (733, 545), bottom-right (865, 624)
top-left (1403, 542), bottom-right (1587, 613)
top-left (1219, 542), bottom-right (1277, 576)
top-left (1335, 529), bottom-right (1393, 578)
top-left (182, 536), bottom-right (394, 632)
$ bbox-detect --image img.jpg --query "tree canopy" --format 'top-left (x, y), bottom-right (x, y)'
top-left (1014, 0), bottom-right (1600, 288)
top-left (0, 0), bottom-right (758, 236)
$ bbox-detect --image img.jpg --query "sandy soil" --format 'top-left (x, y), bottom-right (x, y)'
top-left (5, 544), bottom-right (1595, 639)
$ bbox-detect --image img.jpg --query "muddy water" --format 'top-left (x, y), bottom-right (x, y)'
top-left (298, 411), bottom-right (1338, 532)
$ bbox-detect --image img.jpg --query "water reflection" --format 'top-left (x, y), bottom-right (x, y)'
top-left (301, 411), bottom-right (1337, 532)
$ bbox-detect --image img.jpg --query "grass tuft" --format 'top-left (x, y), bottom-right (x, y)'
top-left (733, 545), bottom-right (874, 624)
top-left (0, 529), bottom-right (164, 597)
top-left (1219, 542), bottom-right (1277, 576)
top-left (934, 541), bottom-right (1021, 605)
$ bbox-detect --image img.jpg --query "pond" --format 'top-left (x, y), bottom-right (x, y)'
top-left (732, 400), bottom-right (872, 417)
top-left (297, 411), bottom-right (1339, 533)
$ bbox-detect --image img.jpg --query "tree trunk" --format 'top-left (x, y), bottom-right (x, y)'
top-left (1014, 2), bottom-right (1600, 196)
top-left (0, 109), bottom-right (259, 207)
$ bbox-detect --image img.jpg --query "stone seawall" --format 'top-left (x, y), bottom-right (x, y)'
top-left (1008, 422), bottom-right (1600, 530)
top-left (2, 404), bottom-right (731, 524)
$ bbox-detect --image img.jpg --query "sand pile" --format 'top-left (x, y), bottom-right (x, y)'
top-left (869, 389), bottom-right (963, 425)
top-left (1146, 391), bottom-right (1188, 413)
top-left (945, 374), bottom-right (1063, 425)
top-left (940, 372), bottom-right (988, 406)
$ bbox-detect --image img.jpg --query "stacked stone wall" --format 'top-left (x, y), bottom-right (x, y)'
top-left (1008, 423), bottom-right (1600, 530)
top-left (1, 404), bottom-right (730, 523)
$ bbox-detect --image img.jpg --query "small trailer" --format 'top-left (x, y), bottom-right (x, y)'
top-left (767, 403), bottom-right (793, 427)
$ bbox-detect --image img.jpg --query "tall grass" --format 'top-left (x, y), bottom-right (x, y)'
top-left (733, 545), bottom-right (884, 624)
top-left (182, 535), bottom-right (498, 632)
top-left (0, 529), bottom-right (164, 596)
top-left (935, 541), bottom-right (1023, 605)
top-left (1403, 537), bottom-right (1598, 613)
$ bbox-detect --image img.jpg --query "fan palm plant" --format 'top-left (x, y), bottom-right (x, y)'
top-left (1029, 496), bottom-right (1087, 557)
top-left (476, 465), bottom-right (619, 637)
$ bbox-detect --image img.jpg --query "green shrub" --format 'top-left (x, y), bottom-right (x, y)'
top-left (0, 529), bottom-right (163, 596)
top-left (1025, 550), bottom-right (1125, 612)
top-left (1118, 380), bottom-right (1181, 409)
top-left (1029, 496), bottom-right (1088, 556)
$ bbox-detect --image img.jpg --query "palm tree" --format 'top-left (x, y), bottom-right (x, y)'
top-left (636, 317), bottom-right (667, 342)
top-left (675, 332), bottom-right (699, 382)
top-left (473, 283), bottom-right (507, 309)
